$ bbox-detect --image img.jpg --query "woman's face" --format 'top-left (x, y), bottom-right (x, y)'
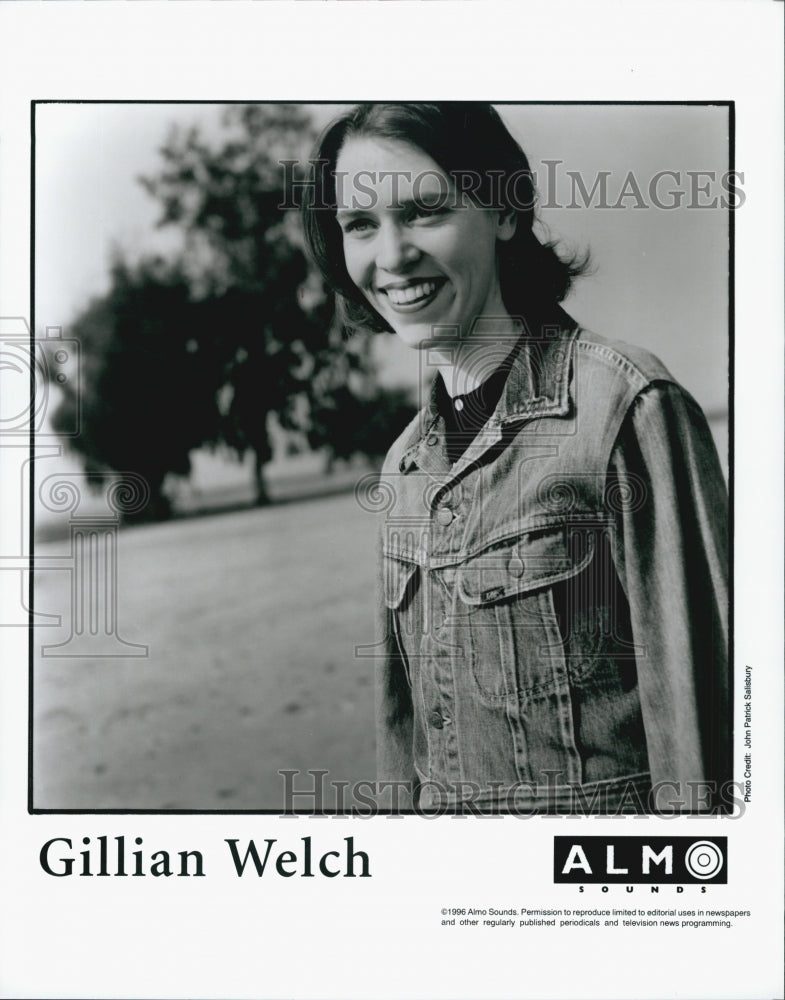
top-left (334, 135), bottom-right (516, 350)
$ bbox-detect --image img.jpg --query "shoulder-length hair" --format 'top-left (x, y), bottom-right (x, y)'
top-left (302, 102), bottom-right (588, 334)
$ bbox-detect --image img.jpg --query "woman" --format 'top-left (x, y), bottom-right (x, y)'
top-left (303, 103), bottom-right (729, 814)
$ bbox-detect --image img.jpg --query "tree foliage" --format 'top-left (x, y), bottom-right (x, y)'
top-left (51, 255), bottom-right (221, 520)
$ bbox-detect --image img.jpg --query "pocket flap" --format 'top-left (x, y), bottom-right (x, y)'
top-left (382, 557), bottom-right (419, 610)
top-left (457, 527), bottom-right (595, 606)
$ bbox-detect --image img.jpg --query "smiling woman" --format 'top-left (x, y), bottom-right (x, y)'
top-left (334, 135), bottom-right (514, 353)
top-left (302, 103), bottom-right (730, 816)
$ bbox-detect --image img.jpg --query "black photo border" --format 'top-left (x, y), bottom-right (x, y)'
top-left (28, 98), bottom-right (735, 817)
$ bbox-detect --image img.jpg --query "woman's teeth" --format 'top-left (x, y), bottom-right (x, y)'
top-left (386, 281), bottom-right (439, 305)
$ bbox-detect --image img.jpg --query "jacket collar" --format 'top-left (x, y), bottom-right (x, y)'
top-left (398, 308), bottom-right (580, 473)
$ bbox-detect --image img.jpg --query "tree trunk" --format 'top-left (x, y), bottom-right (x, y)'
top-left (253, 451), bottom-right (270, 506)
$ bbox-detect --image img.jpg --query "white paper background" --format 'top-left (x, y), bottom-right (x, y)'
top-left (0, 3), bottom-right (783, 998)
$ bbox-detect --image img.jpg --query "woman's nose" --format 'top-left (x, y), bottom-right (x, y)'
top-left (375, 221), bottom-right (420, 273)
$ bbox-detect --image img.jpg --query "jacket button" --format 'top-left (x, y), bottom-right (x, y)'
top-left (508, 555), bottom-right (525, 577)
top-left (428, 710), bottom-right (444, 729)
top-left (427, 434), bottom-right (439, 446)
top-left (436, 507), bottom-right (453, 526)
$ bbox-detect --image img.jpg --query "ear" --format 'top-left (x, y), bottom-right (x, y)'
top-left (496, 207), bottom-right (518, 243)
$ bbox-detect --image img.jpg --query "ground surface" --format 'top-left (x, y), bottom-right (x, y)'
top-left (33, 489), bottom-right (378, 811)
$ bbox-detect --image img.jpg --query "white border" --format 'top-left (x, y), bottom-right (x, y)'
top-left (1, 3), bottom-right (783, 999)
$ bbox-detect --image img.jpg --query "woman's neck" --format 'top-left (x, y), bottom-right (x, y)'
top-left (433, 314), bottom-right (523, 399)
top-left (431, 301), bottom-right (573, 396)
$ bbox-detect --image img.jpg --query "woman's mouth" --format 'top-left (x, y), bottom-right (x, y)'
top-left (380, 278), bottom-right (446, 311)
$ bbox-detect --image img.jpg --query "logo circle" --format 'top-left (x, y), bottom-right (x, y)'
top-left (685, 840), bottom-right (724, 880)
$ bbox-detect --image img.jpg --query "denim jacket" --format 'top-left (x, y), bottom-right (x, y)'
top-left (373, 314), bottom-right (729, 813)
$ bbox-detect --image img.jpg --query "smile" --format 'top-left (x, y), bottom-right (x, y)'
top-left (380, 278), bottom-right (446, 310)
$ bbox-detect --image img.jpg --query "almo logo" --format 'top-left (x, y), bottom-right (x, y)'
top-left (553, 837), bottom-right (727, 884)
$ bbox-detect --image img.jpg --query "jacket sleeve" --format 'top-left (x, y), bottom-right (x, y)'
top-left (374, 524), bottom-right (419, 810)
top-left (608, 381), bottom-right (730, 809)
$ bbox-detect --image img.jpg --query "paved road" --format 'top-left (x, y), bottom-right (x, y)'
top-left (33, 491), bottom-right (379, 810)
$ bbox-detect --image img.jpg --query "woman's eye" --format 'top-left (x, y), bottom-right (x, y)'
top-left (341, 217), bottom-right (374, 235)
top-left (410, 202), bottom-right (448, 221)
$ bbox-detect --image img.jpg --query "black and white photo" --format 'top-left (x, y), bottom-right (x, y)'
top-left (0, 3), bottom-right (782, 999)
top-left (32, 101), bottom-right (732, 816)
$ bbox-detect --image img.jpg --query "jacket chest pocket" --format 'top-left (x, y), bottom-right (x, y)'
top-left (381, 554), bottom-right (424, 657)
top-left (383, 555), bottom-right (419, 612)
top-left (456, 526), bottom-right (595, 702)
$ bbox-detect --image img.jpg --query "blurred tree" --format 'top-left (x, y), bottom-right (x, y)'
top-left (139, 104), bottom-right (336, 504)
top-left (307, 386), bottom-right (418, 473)
top-left (49, 255), bottom-right (221, 521)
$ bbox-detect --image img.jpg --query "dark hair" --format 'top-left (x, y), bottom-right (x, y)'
top-left (302, 102), bottom-right (589, 334)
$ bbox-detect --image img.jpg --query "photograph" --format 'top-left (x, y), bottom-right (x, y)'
top-left (1, 4), bottom-right (782, 998)
top-left (32, 100), bottom-right (731, 815)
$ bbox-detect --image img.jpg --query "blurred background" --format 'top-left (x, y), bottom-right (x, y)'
top-left (32, 103), bottom-right (730, 809)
